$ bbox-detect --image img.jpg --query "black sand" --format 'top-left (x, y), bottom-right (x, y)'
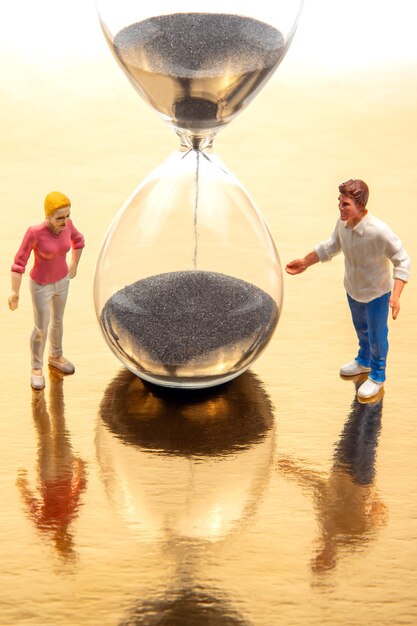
top-left (113, 13), bottom-right (284, 77)
top-left (112, 14), bottom-right (285, 129)
top-left (101, 271), bottom-right (278, 371)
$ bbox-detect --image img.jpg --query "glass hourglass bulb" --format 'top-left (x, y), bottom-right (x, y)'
top-left (94, 0), bottom-right (304, 388)
top-left (96, 1), bottom-right (303, 135)
top-left (95, 139), bottom-right (281, 388)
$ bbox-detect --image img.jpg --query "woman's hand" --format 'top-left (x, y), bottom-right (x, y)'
top-left (8, 292), bottom-right (19, 310)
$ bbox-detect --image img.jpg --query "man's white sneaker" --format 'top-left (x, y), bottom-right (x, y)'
top-left (340, 360), bottom-right (371, 377)
top-left (358, 378), bottom-right (384, 399)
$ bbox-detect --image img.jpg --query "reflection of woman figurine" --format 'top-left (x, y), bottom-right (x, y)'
top-left (8, 191), bottom-right (85, 390)
top-left (277, 388), bottom-right (387, 576)
top-left (16, 373), bottom-right (87, 562)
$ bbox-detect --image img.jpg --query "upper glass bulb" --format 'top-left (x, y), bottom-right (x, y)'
top-left (96, 0), bottom-right (304, 137)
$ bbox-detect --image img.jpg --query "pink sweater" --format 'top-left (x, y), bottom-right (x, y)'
top-left (12, 220), bottom-right (85, 284)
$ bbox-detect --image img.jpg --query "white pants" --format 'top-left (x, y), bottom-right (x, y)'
top-left (29, 276), bottom-right (70, 369)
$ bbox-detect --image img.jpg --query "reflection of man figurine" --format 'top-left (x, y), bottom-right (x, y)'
top-left (286, 179), bottom-right (410, 400)
top-left (277, 388), bottom-right (387, 575)
top-left (16, 373), bottom-right (87, 562)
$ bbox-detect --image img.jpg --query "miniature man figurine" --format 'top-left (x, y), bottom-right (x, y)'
top-left (285, 179), bottom-right (410, 400)
top-left (9, 192), bottom-right (85, 390)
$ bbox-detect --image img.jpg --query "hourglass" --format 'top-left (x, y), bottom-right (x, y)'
top-left (94, 1), bottom-right (304, 389)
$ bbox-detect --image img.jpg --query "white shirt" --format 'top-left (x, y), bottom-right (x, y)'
top-left (314, 212), bottom-right (411, 303)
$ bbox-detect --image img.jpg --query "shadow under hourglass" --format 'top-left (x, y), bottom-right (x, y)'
top-left (16, 371), bottom-right (87, 564)
top-left (98, 368), bottom-right (275, 456)
top-left (277, 382), bottom-right (387, 579)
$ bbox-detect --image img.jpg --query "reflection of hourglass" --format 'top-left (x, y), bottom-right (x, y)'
top-left (94, 1), bottom-right (304, 388)
top-left (96, 369), bottom-right (275, 623)
top-left (119, 585), bottom-right (251, 625)
top-left (96, 369), bottom-right (275, 542)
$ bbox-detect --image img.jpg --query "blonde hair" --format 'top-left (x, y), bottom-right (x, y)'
top-left (44, 191), bottom-right (71, 217)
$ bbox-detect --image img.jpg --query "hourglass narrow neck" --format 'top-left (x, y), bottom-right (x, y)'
top-left (176, 130), bottom-right (215, 152)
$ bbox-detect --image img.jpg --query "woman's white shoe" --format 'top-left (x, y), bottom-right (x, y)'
top-left (31, 374), bottom-right (45, 390)
top-left (48, 357), bottom-right (75, 374)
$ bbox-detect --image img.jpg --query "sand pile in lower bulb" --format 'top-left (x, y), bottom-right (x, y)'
top-left (101, 271), bottom-right (278, 370)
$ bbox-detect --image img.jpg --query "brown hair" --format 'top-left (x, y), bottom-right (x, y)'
top-left (338, 179), bottom-right (369, 208)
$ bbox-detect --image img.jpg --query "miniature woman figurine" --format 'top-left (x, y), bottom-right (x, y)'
top-left (286, 179), bottom-right (410, 400)
top-left (8, 192), bottom-right (85, 390)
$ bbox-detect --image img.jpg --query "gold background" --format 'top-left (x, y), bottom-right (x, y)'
top-left (1, 2), bottom-right (416, 624)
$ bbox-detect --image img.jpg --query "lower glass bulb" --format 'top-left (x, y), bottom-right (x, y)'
top-left (94, 144), bottom-right (282, 388)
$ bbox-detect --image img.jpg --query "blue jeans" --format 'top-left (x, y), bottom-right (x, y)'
top-left (347, 292), bottom-right (390, 383)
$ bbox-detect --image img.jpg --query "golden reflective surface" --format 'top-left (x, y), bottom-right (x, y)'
top-left (1, 9), bottom-right (417, 626)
